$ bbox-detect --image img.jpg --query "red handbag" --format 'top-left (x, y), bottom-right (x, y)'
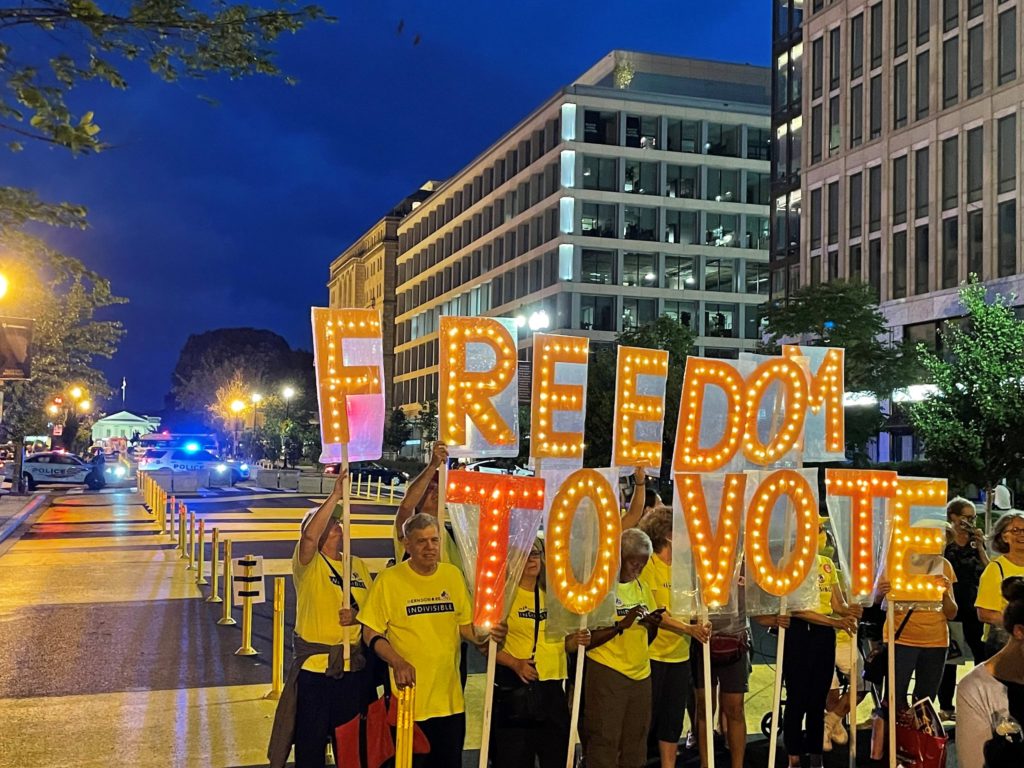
top-left (894, 699), bottom-right (948, 768)
top-left (334, 694), bottom-right (431, 768)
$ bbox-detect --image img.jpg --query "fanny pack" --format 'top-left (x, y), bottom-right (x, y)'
top-left (709, 630), bottom-right (750, 666)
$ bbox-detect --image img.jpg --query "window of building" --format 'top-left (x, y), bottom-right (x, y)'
top-left (998, 114), bottom-right (1017, 194)
top-left (622, 298), bottom-right (657, 329)
top-left (869, 165), bottom-right (882, 231)
top-left (706, 214), bottom-right (740, 247)
top-left (829, 95), bottom-right (841, 155)
top-left (704, 258), bottom-right (736, 291)
top-left (581, 202), bottom-right (616, 238)
top-left (811, 104), bottom-right (823, 163)
top-left (663, 300), bottom-right (696, 330)
top-left (622, 252), bottom-right (658, 287)
top-left (895, 0), bottom-right (910, 56)
top-left (943, 37), bottom-right (959, 107)
top-left (870, 76), bottom-right (882, 138)
top-left (584, 110), bottom-right (618, 145)
top-left (625, 115), bottom-right (659, 149)
top-left (811, 187), bottom-right (823, 249)
top-left (707, 168), bottom-right (741, 202)
top-left (851, 83), bottom-right (864, 146)
top-left (580, 295), bottom-right (616, 331)
top-left (665, 255), bottom-right (697, 289)
top-left (968, 209), bottom-right (984, 277)
top-left (968, 0), bottom-right (983, 18)
top-left (706, 123), bottom-right (742, 156)
top-left (967, 127), bottom-right (983, 202)
top-left (623, 206), bottom-right (657, 241)
top-left (999, 200), bottom-right (1017, 276)
top-left (869, 238), bottom-right (882, 300)
top-left (999, 9), bottom-right (1017, 85)
top-left (914, 224), bottom-right (930, 294)
top-left (871, 3), bottom-right (884, 68)
top-left (665, 210), bottom-right (699, 244)
top-left (666, 119), bottom-right (700, 153)
top-left (744, 306), bottom-right (762, 340)
top-left (850, 243), bottom-right (863, 281)
top-left (915, 147), bottom-right (930, 219)
top-left (968, 24), bottom-right (984, 97)
top-left (943, 0), bottom-right (958, 31)
top-left (582, 156), bottom-right (617, 191)
top-left (827, 181), bottom-right (840, 245)
top-left (746, 215), bottom-right (770, 249)
top-left (705, 304), bottom-right (737, 338)
top-left (624, 160), bottom-right (658, 195)
top-left (747, 127), bottom-right (771, 160)
top-left (893, 230), bottom-right (908, 298)
top-left (893, 155), bottom-right (909, 225)
top-left (830, 27), bottom-right (841, 89)
top-left (812, 37), bottom-right (824, 97)
top-left (746, 263), bottom-right (770, 294)
top-left (916, 51), bottom-right (930, 120)
top-left (917, 0), bottom-right (931, 43)
top-left (894, 63), bottom-right (909, 129)
top-left (942, 216), bottom-right (959, 288)
top-left (810, 253), bottom-right (822, 285)
top-left (942, 136), bottom-right (959, 210)
top-left (850, 172), bottom-right (863, 237)
top-left (746, 171), bottom-right (771, 205)
top-left (667, 165), bottom-right (700, 198)
top-left (851, 14), bottom-right (865, 78)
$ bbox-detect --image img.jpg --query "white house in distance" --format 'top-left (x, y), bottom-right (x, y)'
top-left (90, 411), bottom-right (161, 443)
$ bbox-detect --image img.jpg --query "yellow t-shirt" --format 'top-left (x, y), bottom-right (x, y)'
top-left (503, 586), bottom-right (568, 681)
top-left (587, 579), bottom-right (657, 681)
top-left (292, 546), bottom-right (373, 673)
top-left (816, 555), bottom-right (838, 616)
top-left (885, 559), bottom-right (956, 648)
top-left (359, 560), bottom-right (472, 721)
top-left (640, 555), bottom-right (691, 663)
top-left (976, 555), bottom-right (1024, 638)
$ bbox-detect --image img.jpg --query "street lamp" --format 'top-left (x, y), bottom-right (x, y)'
top-left (70, 386), bottom-right (83, 401)
top-left (230, 399), bottom-right (245, 457)
top-left (79, 400), bottom-right (91, 413)
top-left (0, 273), bottom-right (8, 300)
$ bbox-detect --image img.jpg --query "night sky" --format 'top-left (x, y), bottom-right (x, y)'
top-left (2, 0), bottom-right (768, 413)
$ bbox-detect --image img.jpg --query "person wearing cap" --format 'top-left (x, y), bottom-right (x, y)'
top-left (267, 468), bottom-right (376, 768)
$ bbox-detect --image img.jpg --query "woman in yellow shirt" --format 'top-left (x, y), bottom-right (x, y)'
top-left (976, 511), bottom-right (1024, 655)
top-left (491, 538), bottom-right (591, 768)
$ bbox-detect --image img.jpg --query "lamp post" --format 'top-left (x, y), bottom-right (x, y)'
top-left (280, 386), bottom-right (296, 469)
top-left (230, 399), bottom-right (245, 458)
top-left (281, 386), bottom-right (296, 419)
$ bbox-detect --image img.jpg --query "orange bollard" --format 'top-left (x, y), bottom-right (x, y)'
top-left (187, 511), bottom-right (196, 570)
top-left (217, 539), bottom-right (236, 625)
top-left (196, 519), bottom-right (208, 586)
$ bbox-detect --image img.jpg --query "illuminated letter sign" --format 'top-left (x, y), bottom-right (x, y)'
top-left (530, 333), bottom-right (589, 466)
top-left (745, 469), bottom-right (819, 596)
top-left (613, 346), bottom-right (669, 469)
top-left (675, 472), bottom-right (746, 607)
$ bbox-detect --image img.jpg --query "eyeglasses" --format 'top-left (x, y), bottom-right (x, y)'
top-left (528, 551), bottom-right (542, 559)
top-left (1004, 528), bottom-right (1024, 537)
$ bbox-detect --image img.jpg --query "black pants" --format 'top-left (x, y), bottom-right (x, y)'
top-left (648, 659), bottom-right (692, 755)
top-left (938, 605), bottom-right (988, 709)
top-left (416, 712), bottom-right (466, 768)
top-left (491, 679), bottom-right (569, 768)
top-left (782, 619), bottom-right (836, 757)
top-left (294, 668), bottom-right (373, 768)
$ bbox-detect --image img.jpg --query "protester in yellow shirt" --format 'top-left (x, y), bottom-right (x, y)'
top-left (977, 511), bottom-right (1024, 655)
top-left (267, 470), bottom-right (376, 768)
top-left (392, 442), bottom-right (461, 565)
top-left (360, 512), bottom-right (506, 768)
top-left (490, 538), bottom-right (591, 768)
top-left (638, 507), bottom-right (711, 768)
top-left (582, 528), bottom-right (664, 768)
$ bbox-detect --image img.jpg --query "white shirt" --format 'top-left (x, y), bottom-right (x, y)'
top-left (956, 663), bottom-right (1011, 768)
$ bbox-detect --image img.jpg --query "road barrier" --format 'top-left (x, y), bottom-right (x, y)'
top-left (266, 577), bottom-right (285, 700)
top-left (233, 553), bottom-right (262, 656)
top-left (207, 527), bottom-right (222, 604)
top-left (255, 469), bottom-right (301, 491)
top-left (196, 519), bottom-right (208, 586)
top-left (187, 511), bottom-right (196, 570)
top-left (178, 505), bottom-right (187, 559)
top-left (217, 539), bottom-right (236, 626)
top-left (168, 496), bottom-right (176, 540)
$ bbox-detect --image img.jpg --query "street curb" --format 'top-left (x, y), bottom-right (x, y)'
top-left (0, 494), bottom-right (49, 546)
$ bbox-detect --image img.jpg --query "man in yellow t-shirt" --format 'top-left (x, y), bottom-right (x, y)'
top-left (582, 528), bottom-right (664, 768)
top-left (268, 470), bottom-right (376, 768)
top-left (361, 512), bottom-right (505, 768)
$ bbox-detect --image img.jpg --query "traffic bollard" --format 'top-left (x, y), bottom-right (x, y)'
top-left (376, 477), bottom-right (383, 500)
top-left (265, 577), bottom-right (285, 700)
top-left (206, 527), bottom-right (222, 603)
top-left (196, 519), bottom-right (208, 586)
top-left (178, 505), bottom-right (187, 558)
top-left (235, 553), bottom-right (258, 656)
top-left (390, 482), bottom-right (396, 502)
top-left (217, 539), bottom-right (236, 626)
top-left (187, 511), bottom-right (196, 570)
top-left (168, 496), bottom-right (177, 540)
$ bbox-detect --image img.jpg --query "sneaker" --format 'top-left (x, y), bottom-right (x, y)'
top-left (685, 730), bottom-right (697, 750)
top-left (823, 724), bottom-right (833, 753)
top-left (826, 712), bottom-right (849, 746)
top-left (939, 709), bottom-right (956, 723)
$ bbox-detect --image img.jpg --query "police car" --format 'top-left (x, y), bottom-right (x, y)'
top-left (137, 447), bottom-right (251, 484)
top-left (7, 451), bottom-right (107, 491)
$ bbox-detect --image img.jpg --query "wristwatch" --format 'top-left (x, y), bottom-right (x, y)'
top-left (614, 622), bottom-right (624, 636)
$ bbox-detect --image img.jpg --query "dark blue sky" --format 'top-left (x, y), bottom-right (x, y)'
top-left (2, 0), bottom-right (768, 413)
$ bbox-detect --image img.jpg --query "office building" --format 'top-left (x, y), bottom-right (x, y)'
top-left (391, 51), bottom-right (772, 412)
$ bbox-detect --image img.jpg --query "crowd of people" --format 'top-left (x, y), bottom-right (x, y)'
top-left (267, 447), bottom-right (1024, 768)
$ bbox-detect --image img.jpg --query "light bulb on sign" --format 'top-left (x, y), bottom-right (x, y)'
top-left (886, 477), bottom-right (948, 602)
top-left (613, 346), bottom-right (669, 468)
top-left (673, 357), bottom-right (744, 472)
top-left (530, 333), bottom-right (588, 462)
top-left (744, 469), bottom-right (819, 596)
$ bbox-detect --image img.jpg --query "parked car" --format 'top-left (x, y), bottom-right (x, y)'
top-left (3, 451), bottom-right (106, 491)
top-left (138, 448), bottom-right (250, 484)
top-left (326, 461), bottom-right (409, 486)
top-left (465, 459), bottom-right (533, 476)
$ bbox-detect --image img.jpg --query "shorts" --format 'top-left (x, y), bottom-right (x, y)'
top-left (690, 640), bottom-right (750, 694)
top-left (831, 634), bottom-right (866, 692)
top-left (649, 659), bottom-right (691, 744)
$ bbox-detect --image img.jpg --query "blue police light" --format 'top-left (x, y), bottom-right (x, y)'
top-left (184, 441), bottom-right (201, 453)
top-left (240, 463), bottom-right (250, 471)
top-left (823, 321), bottom-right (836, 331)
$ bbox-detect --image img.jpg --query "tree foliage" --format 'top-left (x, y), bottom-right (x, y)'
top-left (0, 1), bottom-right (330, 153)
top-left (584, 315), bottom-right (694, 472)
top-left (909, 280), bottom-right (1024, 499)
top-left (760, 280), bottom-right (920, 458)
top-left (383, 408), bottom-right (412, 454)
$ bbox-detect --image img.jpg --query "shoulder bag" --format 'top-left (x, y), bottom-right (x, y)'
top-left (493, 585), bottom-right (548, 724)
top-left (862, 608), bottom-right (914, 685)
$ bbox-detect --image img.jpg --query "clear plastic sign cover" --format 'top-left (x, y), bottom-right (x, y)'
top-left (612, 345), bottom-right (668, 474)
top-left (783, 345), bottom-right (846, 463)
top-left (879, 476), bottom-right (949, 611)
top-left (530, 333), bottom-right (589, 472)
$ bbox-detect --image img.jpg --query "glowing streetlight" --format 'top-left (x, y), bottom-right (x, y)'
top-left (79, 400), bottom-right (91, 413)
top-left (70, 386), bottom-right (83, 401)
top-left (281, 385), bottom-right (296, 401)
top-left (251, 393), bottom-right (263, 405)
top-left (0, 273), bottom-right (8, 300)
top-left (47, 403), bottom-right (59, 416)
top-left (230, 399), bottom-right (245, 414)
